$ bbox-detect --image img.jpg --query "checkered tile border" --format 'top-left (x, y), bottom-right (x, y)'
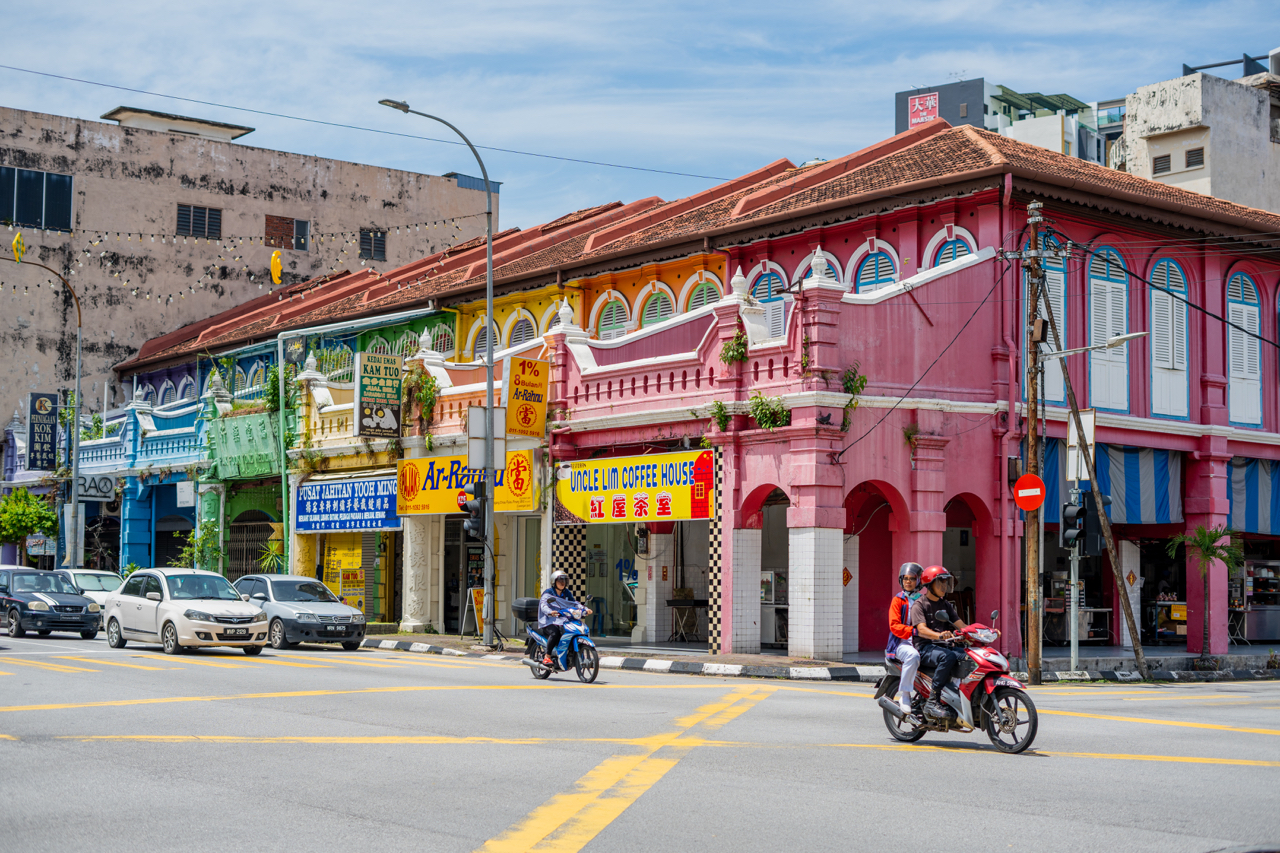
top-left (707, 447), bottom-right (724, 655)
top-left (551, 523), bottom-right (587, 602)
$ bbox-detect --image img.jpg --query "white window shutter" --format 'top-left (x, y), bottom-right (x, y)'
top-left (1172, 296), bottom-right (1187, 370)
top-left (1152, 291), bottom-right (1173, 370)
top-left (1246, 307), bottom-right (1261, 379)
top-left (1228, 305), bottom-right (1247, 377)
top-left (1090, 278), bottom-right (1108, 348)
top-left (767, 300), bottom-right (785, 339)
top-left (1040, 269), bottom-right (1065, 401)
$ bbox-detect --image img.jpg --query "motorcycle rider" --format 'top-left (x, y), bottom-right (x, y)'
top-left (538, 570), bottom-right (592, 668)
top-left (886, 562), bottom-right (924, 715)
top-left (909, 565), bottom-right (967, 720)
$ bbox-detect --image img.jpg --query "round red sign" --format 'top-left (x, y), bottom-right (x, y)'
top-left (1013, 473), bottom-right (1046, 512)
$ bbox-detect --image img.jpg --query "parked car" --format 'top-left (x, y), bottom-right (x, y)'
top-left (103, 568), bottom-right (268, 655)
top-left (0, 568), bottom-right (101, 639)
top-left (54, 569), bottom-right (123, 609)
top-left (233, 574), bottom-right (367, 651)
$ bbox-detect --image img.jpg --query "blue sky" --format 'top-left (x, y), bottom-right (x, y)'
top-left (3, 2), bottom-right (1277, 230)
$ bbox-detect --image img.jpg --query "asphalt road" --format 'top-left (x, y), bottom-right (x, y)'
top-left (1, 634), bottom-right (1276, 853)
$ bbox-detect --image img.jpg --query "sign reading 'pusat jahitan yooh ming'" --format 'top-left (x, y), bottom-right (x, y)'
top-left (553, 450), bottom-right (714, 526)
top-left (295, 475), bottom-right (401, 532)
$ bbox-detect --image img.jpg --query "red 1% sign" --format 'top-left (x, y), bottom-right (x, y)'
top-left (1013, 474), bottom-right (1046, 511)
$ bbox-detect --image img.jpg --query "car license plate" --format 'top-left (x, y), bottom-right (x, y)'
top-left (326, 625), bottom-right (341, 632)
top-left (225, 628), bottom-right (249, 637)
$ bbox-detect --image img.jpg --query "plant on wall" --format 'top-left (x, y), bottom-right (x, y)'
top-left (263, 364), bottom-right (297, 413)
top-left (840, 362), bottom-right (869, 432)
top-left (709, 400), bottom-right (731, 432)
top-left (903, 422), bottom-right (921, 449)
top-left (719, 329), bottom-right (748, 365)
top-left (748, 391), bottom-right (790, 432)
top-left (402, 363), bottom-right (440, 432)
top-left (172, 524), bottom-right (225, 572)
top-left (800, 333), bottom-right (812, 373)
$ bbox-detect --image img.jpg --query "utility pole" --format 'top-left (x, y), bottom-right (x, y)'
top-left (1035, 258), bottom-right (1151, 679)
top-left (1023, 201), bottom-right (1045, 685)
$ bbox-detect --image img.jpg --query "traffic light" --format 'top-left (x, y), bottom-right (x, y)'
top-left (1082, 492), bottom-right (1111, 557)
top-left (1061, 500), bottom-right (1086, 550)
top-left (462, 480), bottom-right (487, 540)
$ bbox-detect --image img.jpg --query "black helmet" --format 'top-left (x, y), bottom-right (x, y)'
top-left (898, 562), bottom-right (923, 588)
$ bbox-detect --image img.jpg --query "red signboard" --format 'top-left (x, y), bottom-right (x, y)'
top-left (1013, 474), bottom-right (1046, 512)
top-left (909, 92), bottom-right (939, 128)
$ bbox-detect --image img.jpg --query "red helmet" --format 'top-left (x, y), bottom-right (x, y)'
top-left (921, 565), bottom-right (955, 593)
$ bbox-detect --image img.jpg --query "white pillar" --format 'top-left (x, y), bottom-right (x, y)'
top-left (788, 527), bottom-right (843, 661)
top-left (731, 528), bottom-right (762, 654)
top-left (843, 534), bottom-right (859, 655)
top-left (400, 515), bottom-right (430, 633)
top-left (1119, 539), bottom-right (1143, 649)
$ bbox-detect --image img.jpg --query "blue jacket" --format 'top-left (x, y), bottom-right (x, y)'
top-left (538, 586), bottom-right (584, 629)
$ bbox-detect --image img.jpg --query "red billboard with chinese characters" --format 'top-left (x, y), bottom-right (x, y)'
top-left (909, 92), bottom-right (939, 128)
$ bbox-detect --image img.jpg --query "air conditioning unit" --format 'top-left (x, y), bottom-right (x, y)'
top-left (101, 496), bottom-right (122, 517)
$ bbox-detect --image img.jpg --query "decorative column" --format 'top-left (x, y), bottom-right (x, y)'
top-left (398, 344), bottom-right (440, 634)
top-left (1184, 435), bottom-right (1232, 654)
top-left (909, 409), bottom-right (950, 569)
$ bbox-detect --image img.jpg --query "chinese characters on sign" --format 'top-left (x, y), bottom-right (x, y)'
top-left (909, 92), bottom-right (939, 127)
top-left (355, 352), bottom-right (402, 439)
top-left (321, 532), bottom-right (365, 610)
top-left (396, 451), bottom-right (536, 515)
top-left (296, 476), bottom-right (402, 532)
top-left (553, 450), bottom-right (715, 526)
top-left (502, 356), bottom-right (549, 439)
top-left (26, 392), bottom-right (58, 471)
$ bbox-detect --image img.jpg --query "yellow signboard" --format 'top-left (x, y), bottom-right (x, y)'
top-left (553, 450), bottom-right (715, 525)
top-left (397, 450), bottom-right (536, 515)
top-left (504, 356), bottom-right (549, 439)
top-left (322, 532), bottom-right (365, 610)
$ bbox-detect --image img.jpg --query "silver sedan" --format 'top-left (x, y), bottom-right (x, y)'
top-left (233, 574), bottom-right (367, 651)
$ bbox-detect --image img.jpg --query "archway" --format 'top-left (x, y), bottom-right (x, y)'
top-left (944, 493), bottom-right (997, 629)
top-left (227, 510), bottom-right (275, 580)
top-left (847, 482), bottom-right (902, 653)
top-left (154, 514), bottom-right (194, 569)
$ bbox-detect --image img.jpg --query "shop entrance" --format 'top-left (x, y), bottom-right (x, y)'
top-left (442, 517), bottom-right (485, 634)
top-left (581, 524), bottom-right (641, 638)
top-left (155, 514), bottom-right (194, 569)
top-left (760, 492), bottom-right (789, 649)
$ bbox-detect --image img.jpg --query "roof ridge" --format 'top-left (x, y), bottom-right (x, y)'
top-left (961, 125), bottom-right (1008, 167)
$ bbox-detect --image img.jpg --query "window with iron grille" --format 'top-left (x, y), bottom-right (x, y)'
top-left (360, 229), bottom-right (386, 260)
top-left (177, 204), bottom-right (222, 238)
top-left (0, 166), bottom-right (73, 231)
top-left (1185, 147), bottom-right (1204, 168)
top-left (1153, 154), bottom-right (1172, 175)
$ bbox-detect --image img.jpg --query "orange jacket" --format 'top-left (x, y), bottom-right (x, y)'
top-left (888, 591), bottom-right (914, 641)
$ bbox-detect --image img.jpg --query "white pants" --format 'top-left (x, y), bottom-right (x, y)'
top-left (896, 643), bottom-right (920, 705)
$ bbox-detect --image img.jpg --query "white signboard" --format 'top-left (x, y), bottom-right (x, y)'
top-left (77, 474), bottom-right (116, 502)
top-left (1067, 409), bottom-right (1096, 483)
top-left (176, 480), bottom-right (196, 508)
top-left (467, 405), bottom-right (507, 472)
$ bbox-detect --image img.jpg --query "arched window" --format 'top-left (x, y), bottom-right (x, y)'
top-left (598, 300), bottom-right (628, 340)
top-left (178, 378), bottom-right (196, 401)
top-left (366, 335), bottom-right (392, 356)
top-left (318, 344), bottom-right (354, 382)
top-left (751, 272), bottom-right (787, 339)
top-left (934, 238), bottom-right (971, 265)
top-left (141, 384), bottom-right (157, 405)
top-left (855, 252), bottom-right (896, 292)
top-left (640, 292), bottom-right (674, 327)
top-left (394, 330), bottom-right (420, 359)
top-left (546, 311), bottom-right (561, 330)
top-left (234, 366), bottom-right (248, 395)
top-left (1150, 260), bottom-right (1189, 418)
top-left (687, 280), bottom-right (720, 310)
top-left (159, 381), bottom-right (176, 407)
top-left (1228, 272), bottom-right (1261, 425)
top-left (1088, 248), bottom-right (1128, 412)
top-left (248, 361), bottom-right (266, 390)
top-left (471, 321), bottom-right (500, 361)
top-left (430, 325), bottom-right (455, 356)
top-left (508, 317), bottom-right (537, 348)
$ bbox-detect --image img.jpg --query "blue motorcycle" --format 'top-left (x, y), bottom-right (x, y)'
top-left (514, 597), bottom-right (600, 683)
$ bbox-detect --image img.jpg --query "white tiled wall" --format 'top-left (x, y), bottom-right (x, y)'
top-left (731, 528), bottom-right (762, 654)
top-left (843, 534), bottom-right (859, 654)
top-left (789, 527), bottom-right (844, 661)
top-left (1119, 539), bottom-right (1142, 649)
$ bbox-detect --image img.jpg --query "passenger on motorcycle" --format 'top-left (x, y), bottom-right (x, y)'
top-left (886, 562), bottom-right (924, 715)
top-left (909, 565), bottom-right (968, 720)
top-left (538, 570), bottom-right (592, 667)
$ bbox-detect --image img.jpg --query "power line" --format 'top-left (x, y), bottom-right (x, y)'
top-left (0, 63), bottom-right (731, 183)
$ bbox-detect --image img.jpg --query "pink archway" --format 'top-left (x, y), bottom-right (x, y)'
top-left (846, 480), bottom-right (908, 652)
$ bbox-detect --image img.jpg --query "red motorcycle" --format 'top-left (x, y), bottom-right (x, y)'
top-left (875, 610), bottom-right (1038, 754)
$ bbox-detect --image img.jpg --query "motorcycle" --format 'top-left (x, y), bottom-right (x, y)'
top-left (513, 596), bottom-right (600, 683)
top-left (875, 610), bottom-right (1038, 754)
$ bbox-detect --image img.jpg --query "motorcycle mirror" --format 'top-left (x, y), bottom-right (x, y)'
top-left (990, 609), bottom-right (999, 623)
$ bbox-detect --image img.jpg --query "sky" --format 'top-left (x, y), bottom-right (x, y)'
top-left (3, 2), bottom-right (1278, 231)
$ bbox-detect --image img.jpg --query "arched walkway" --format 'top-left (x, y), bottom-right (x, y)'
top-left (846, 481), bottom-right (905, 653)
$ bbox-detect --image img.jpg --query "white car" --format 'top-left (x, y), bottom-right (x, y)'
top-left (54, 569), bottom-right (123, 609)
top-left (103, 568), bottom-right (268, 655)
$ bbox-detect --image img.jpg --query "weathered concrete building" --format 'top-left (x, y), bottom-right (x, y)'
top-left (0, 104), bottom-right (494, 421)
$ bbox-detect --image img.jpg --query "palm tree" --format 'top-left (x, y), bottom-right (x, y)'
top-left (1166, 525), bottom-right (1243, 666)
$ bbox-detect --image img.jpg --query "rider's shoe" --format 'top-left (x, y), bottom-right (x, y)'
top-left (542, 654), bottom-right (554, 668)
top-left (924, 698), bottom-right (949, 719)
top-left (898, 696), bottom-right (913, 716)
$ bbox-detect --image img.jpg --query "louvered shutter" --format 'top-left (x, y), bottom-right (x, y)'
top-left (1228, 303), bottom-right (1262, 423)
top-left (1108, 280), bottom-right (1128, 407)
top-left (473, 327), bottom-right (489, 359)
top-left (1228, 305), bottom-right (1247, 377)
top-left (766, 300), bottom-right (785, 339)
top-left (509, 318), bottom-right (535, 347)
top-left (641, 293), bottom-right (673, 326)
top-left (1151, 291), bottom-right (1173, 369)
top-left (1172, 293), bottom-right (1187, 370)
top-left (1245, 308), bottom-right (1261, 380)
top-left (1039, 268), bottom-right (1065, 401)
top-left (599, 301), bottom-right (627, 340)
top-left (688, 282), bottom-right (717, 310)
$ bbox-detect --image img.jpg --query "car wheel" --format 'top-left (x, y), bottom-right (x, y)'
top-left (80, 630), bottom-right (99, 640)
top-left (106, 618), bottom-right (126, 649)
top-left (161, 622), bottom-right (182, 655)
top-left (342, 641), bottom-right (361, 651)
top-left (243, 645), bottom-right (264, 656)
top-left (8, 611), bottom-right (26, 638)
top-left (37, 629), bottom-right (52, 636)
top-left (269, 619), bottom-right (289, 650)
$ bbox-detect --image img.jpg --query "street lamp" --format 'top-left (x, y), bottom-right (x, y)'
top-left (1, 255), bottom-right (83, 570)
top-left (1039, 331), bottom-right (1148, 361)
top-left (379, 98), bottom-right (498, 647)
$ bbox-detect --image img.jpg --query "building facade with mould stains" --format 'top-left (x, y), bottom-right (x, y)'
top-left (0, 103), bottom-right (494, 430)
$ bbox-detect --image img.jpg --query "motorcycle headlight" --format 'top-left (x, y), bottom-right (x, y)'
top-left (87, 603), bottom-right (101, 613)
top-left (295, 612), bottom-right (318, 622)
top-left (975, 629), bottom-right (998, 644)
top-left (350, 611), bottom-right (365, 623)
top-left (184, 609), bottom-right (214, 622)
top-left (28, 601), bottom-right (50, 611)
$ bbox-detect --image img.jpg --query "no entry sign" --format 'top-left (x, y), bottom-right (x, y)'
top-left (1013, 474), bottom-right (1046, 512)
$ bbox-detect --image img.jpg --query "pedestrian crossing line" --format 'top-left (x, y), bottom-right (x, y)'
top-left (477, 686), bottom-right (774, 853)
top-left (55, 657), bottom-right (170, 671)
top-left (0, 657), bottom-right (99, 673)
top-left (131, 655), bottom-right (255, 669)
top-left (1039, 708), bottom-right (1280, 736)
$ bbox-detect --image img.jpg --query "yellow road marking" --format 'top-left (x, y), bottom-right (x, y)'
top-left (245, 658), bottom-right (330, 669)
top-left (276, 653), bottom-right (478, 671)
top-left (479, 687), bottom-right (774, 853)
top-left (0, 657), bottom-right (99, 673)
top-left (132, 655), bottom-right (254, 669)
top-left (269, 655), bottom-right (407, 669)
top-left (55, 656), bottom-right (169, 671)
top-left (1040, 708), bottom-right (1280, 736)
top-left (1120, 694), bottom-right (1247, 702)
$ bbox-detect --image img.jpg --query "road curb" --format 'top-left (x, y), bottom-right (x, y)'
top-left (362, 641), bottom-right (1279, 683)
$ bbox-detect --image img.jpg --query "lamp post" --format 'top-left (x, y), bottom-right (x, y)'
top-left (379, 99), bottom-right (497, 646)
top-left (2, 255), bottom-right (83, 570)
